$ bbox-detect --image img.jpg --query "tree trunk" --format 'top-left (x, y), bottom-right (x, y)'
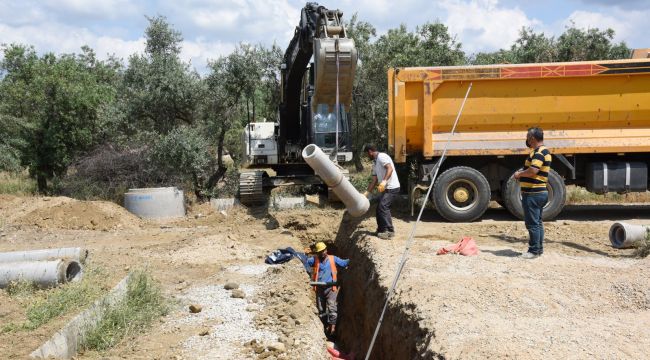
top-left (205, 125), bottom-right (229, 194)
top-left (37, 173), bottom-right (48, 193)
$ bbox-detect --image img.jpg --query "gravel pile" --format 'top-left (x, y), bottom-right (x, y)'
top-left (172, 284), bottom-right (278, 359)
top-left (227, 264), bottom-right (270, 276)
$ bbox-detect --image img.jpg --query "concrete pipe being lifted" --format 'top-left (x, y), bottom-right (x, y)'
top-left (0, 260), bottom-right (83, 288)
top-left (0, 248), bottom-right (88, 264)
top-left (302, 144), bottom-right (370, 217)
top-left (609, 222), bottom-right (650, 249)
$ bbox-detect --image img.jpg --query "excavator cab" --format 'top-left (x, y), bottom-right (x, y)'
top-left (311, 104), bottom-right (352, 163)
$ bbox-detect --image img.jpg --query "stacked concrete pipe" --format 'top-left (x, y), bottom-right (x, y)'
top-left (0, 247), bottom-right (88, 264)
top-left (124, 187), bottom-right (186, 218)
top-left (609, 222), bottom-right (650, 249)
top-left (302, 144), bottom-right (370, 217)
top-left (0, 259), bottom-right (83, 288)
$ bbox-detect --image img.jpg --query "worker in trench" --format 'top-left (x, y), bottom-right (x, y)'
top-left (306, 241), bottom-right (349, 337)
top-left (363, 144), bottom-right (401, 239)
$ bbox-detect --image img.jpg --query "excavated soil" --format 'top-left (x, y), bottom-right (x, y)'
top-left (1, 195), bottom-right (649, 359)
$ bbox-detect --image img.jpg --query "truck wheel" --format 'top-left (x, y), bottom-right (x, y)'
top-left (432, 166), bottom-right (491, 222)
top-left (502, 169), bottom-right (566, 221)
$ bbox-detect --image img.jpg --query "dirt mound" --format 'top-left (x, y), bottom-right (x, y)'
top-left (273, 209), bottom-right (344, 245)
top-left (14, 199), bottom-right (143, 231)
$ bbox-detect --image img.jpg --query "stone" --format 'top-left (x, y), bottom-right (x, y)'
top-left (189, 304), bottom-right (202, 313)
top-left (199, 328), bottom-right (209, 336)
top-left (231, 289), bottom-right (246, 299)
top-left (267, 342), bottom-right (286, 353)
top-left (224, 282), bottom-right (239, 290)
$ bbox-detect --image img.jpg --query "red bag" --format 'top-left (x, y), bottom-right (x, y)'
top-left (436, 236), bottom-right (479, 256)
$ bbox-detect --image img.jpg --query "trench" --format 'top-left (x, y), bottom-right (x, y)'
top-left (331, 214), bottom-right (444, 360)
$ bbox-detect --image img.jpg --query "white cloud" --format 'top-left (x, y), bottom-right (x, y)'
top-left (181, 37), bottom-right (236, 71)
top-left (439, 0), bottom-right (542, 53)
top-left (43, 0), bottom-right (141, 19)
top-left (0, 22), bottom-right (144, 61)
top-left (0, 1), bottom-right (48, 25)
top-left (163, 0), bottom-right (300, 44)
top-left (562, 8), bottom-right (649, 48)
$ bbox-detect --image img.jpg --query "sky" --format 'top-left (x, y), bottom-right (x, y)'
top-left (1, 0), bottom-right (649, 73)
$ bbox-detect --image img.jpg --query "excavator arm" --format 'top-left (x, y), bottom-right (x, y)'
top-left (278, 2), bottom-right (357, 159)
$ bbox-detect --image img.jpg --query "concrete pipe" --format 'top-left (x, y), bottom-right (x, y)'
top-left (0, 260), bottom-right (83, 288)
top-left (609, 222), bottom-right (650, 249)
top-left (124, 187), bottom-right (186, 219)
top-left (302, 144), bottom-right (370, 217)
top-left (0, 248), bottom-right (88, 264)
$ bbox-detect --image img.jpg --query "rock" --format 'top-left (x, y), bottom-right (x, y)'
top-left (224, 282), bottom-right (239, 290)
top-left (199, 328), bottom-right (209, 336)
top-left (267, 342), bottom-right (286, 352)
top-left (189, 304), bottom-right (202, 313)
top-left (231, 289), bottom-right (246, 299)
top-left (220, 210), bottom-right (228, 217)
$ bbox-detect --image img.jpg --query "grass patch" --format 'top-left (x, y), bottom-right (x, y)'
top-left (0, 171), bottom-right (37, 195)
top-left (81, 270), bottom-right (168, 351)
top-left (2, 267), bottom-right (106, 332)
top-left (634, 229), bottom-right (650, 258)
top-left (5, 280), bottom-right (38, 298)
top-left (566, 186), bottom-right (650, 204)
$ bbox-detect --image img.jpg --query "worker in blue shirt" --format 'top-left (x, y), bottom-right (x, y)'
top-left (306, 241), bottom-right (349, 337)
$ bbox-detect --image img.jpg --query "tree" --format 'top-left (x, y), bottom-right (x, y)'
top-left (556, 27), bottom-right (630, 61)
top-left (347, 20), bottom-right (465, 156)
top-left (121, 16), bottom-right (202, 135)
top-left (471, 26), bottom-right (630, 65)
top-left (0, 44), bottom-right (118, 191)
top-left (201, 43), bottom-right (281, 189)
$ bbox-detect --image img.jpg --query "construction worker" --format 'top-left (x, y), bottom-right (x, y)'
top-left (364, 144), bottom-right (401, 239)
top-left (306, 241), bottom-right (349, 336)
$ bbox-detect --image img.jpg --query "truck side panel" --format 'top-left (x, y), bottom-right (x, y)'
top-left (389, 59), bottom-right (650, 162)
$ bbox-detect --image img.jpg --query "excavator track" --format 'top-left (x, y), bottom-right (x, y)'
top-left (239, 171), bottom-right (267, 206)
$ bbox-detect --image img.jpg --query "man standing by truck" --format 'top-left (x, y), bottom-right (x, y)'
top-left (364, 145), bottom-right (401, 239)
top-left (514, 127), bottom-right (552, 259)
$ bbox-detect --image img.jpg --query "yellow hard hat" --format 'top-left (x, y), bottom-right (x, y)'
top-left (313, 242), bottom-right (327, 253)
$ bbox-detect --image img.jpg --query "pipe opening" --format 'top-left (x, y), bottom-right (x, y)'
top-left (65, 261), bottom-right (83, 282)
top-left (303, 144), bottom-right (317, 158)
top-left (613, 227), bottom-right (625, 247)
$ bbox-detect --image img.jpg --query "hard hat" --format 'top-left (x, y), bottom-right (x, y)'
top-left (313, 242), bottom-right (327, 253)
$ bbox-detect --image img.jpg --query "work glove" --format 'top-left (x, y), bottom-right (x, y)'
top-left (377, 180), bottom-right (387, 193)
top-left (362, 191), bottom-right (370, 198)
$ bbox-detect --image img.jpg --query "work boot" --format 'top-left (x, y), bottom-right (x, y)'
top-left (377, 232), bottom-right (392, 239)
top-left (520, 252), bottom-right (539, 259)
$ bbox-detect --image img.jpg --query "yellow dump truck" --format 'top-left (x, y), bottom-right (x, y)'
top-left (388, 58), bottom-right (650, 221)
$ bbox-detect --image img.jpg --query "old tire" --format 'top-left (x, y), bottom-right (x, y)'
top-left (502, 169), bottom-right (566, 221)
top-left (432, 166), bottom-right (491, 222)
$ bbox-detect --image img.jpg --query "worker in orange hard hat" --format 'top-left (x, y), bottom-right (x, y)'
top-left (306, 241), bottom-right (349, 337)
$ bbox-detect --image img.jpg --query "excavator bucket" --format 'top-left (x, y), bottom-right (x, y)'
top-left (312, 37), bottom-right (357, 108)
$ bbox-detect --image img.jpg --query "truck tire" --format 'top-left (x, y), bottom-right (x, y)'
top-left (502, 169), bottom-right (566, 221)
top-left (432, 166), bottom-right (491, 222)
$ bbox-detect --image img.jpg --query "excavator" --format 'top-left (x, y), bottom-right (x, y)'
top-left (239, 2), bottom-right (357, 205)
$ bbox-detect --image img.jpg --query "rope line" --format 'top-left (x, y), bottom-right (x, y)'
top-left (364, 82), bottom-right (473, 360)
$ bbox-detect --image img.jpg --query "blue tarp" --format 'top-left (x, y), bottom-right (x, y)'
top-left (265, 247), bottom-right (311, 273)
